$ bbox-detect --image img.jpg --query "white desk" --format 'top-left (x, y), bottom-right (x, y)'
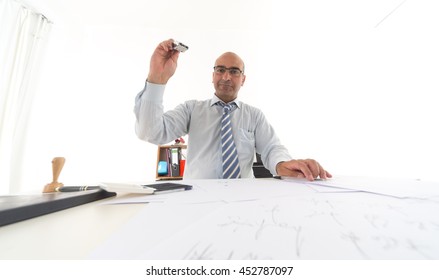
top-left (0, 194), bottom-right (144, 259)
top-left (1, 177), bottom-right (439, 260)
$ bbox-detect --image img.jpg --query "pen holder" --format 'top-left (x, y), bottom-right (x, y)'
top-left (43, 157), bottom-right (65, 193)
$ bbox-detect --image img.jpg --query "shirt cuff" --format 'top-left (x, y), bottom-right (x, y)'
top-left (141, 81), bottom-right (166, 103)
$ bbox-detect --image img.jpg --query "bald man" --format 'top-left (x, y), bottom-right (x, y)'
top-left (134, 39), bottom-right (331, 180)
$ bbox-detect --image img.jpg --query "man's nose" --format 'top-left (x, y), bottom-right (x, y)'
top-left (222, 71), bottom-right (232, 80)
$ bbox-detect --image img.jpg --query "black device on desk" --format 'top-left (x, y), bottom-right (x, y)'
top-left (100, 182), bottom-right (193, 194)
top-left (0, 189), bottom-right (116, 227)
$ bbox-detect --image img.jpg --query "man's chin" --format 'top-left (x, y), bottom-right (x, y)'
top-left (218, 86), bottom-right (234, 93)
top-left (216, 92), bottom-right (236, 101)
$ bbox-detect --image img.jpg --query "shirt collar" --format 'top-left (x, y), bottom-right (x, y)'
top-left (210, 95), bottom-right (241, 108)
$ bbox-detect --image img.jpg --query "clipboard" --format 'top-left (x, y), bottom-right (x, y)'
top-left (0, 189), bottom-right (116, 227)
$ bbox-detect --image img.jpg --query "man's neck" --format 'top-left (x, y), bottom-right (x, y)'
top-left (214, 93), bottom-right (236, 104)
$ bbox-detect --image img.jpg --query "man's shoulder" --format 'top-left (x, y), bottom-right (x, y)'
top-left (181, 99), bottom-right (213, 110)
top-left (237, 100), bottom-right (263, 113)
top-left (184, 99), bottom-right (211, 105)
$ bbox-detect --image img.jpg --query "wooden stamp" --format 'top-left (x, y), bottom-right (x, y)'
top-left (42, 157), bottom-right (65, 193)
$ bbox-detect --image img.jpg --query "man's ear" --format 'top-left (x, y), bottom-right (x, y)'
top-left (241, 74), bottom-right (246, 86)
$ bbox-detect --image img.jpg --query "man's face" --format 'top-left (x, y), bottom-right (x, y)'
top-left (212, 52), bottom-right (246, 103)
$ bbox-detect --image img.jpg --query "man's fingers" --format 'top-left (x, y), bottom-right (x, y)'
top-left (306, 160), bottom-right (332, 180)
top-left (159, 39), bottom-right (174, 52)
top-left (304, 159), bottom-right (320, 179)
top-left (277, 159), bottom-right (331, 181)
top-left (277, 160), bottom-right (312, 180)
top-left (295, 160), bottom-right (314, 180)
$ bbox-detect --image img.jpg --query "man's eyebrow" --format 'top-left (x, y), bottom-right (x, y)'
top-left (215, 65), bottom-right (241, 70)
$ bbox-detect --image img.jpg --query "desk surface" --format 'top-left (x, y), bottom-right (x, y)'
top-left (1, 177), bottom-right (439, 260)
top-left (0, 194), bottom-right (144, 259)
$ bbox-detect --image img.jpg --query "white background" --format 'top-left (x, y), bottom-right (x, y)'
top-left (18, 0), bottom-right (439, 192)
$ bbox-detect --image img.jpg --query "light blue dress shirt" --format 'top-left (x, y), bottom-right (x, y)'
top-left (134, 82), bottom-right (293, 179)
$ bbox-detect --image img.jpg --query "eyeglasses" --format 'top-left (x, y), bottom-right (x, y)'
top-left (213, 66), bottom-right (244, 77)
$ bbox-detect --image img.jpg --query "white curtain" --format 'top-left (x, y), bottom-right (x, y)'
top-left (0, 0), bottom-right (52, 194)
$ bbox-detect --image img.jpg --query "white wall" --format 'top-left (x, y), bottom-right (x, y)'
top-left (18, 0), bottom-right (439, 193)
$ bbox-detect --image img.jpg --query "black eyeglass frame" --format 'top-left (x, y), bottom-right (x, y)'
top-left (213, 66), bottom-right (244, 76)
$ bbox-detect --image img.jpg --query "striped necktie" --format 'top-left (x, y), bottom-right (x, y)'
top-left (218, 101), bottom-right (241, 179)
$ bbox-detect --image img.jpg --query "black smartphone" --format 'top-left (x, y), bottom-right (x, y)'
top-left (143, 182), bottom-right (192, 193)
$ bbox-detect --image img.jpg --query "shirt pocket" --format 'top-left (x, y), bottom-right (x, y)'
top-left (237, 128), bottom-right (256, 156)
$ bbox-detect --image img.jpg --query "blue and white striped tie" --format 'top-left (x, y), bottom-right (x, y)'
top-left (218, 102), bottom-right (241, 179)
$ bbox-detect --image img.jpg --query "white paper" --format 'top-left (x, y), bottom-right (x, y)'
top-left (136, 193), bottom-right (439, 259)
top-left (281, 176), bottom-right (439, 200)
top-left (89, 177), bottom-right (439, 260)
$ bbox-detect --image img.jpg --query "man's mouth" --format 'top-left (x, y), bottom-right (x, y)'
top-left (219, 82), bottom-right (232, 88)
